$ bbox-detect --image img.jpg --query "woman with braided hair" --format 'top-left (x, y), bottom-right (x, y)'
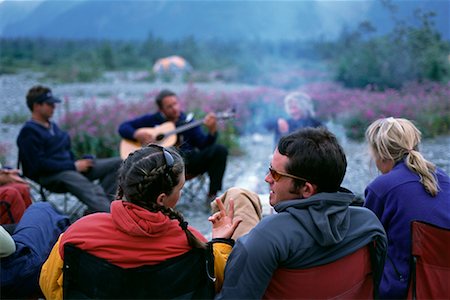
top-left (39, 144), bottom-right (242, 299)
top-left (363, 117), bottom-right (450, 299)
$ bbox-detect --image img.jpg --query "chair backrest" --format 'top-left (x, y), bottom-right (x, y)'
top-left (17, 157), bottom-right (48, 202)
top-left (407, 220), bottom-right (450, 300)
top-left (263, 245), bottom-right (374, 299)
top-left (63, 243), bottom-right (215, 299)
top-left (0, 200), bottom-right (16, 224)
top-left (17, 156), bottom-right (85, 219)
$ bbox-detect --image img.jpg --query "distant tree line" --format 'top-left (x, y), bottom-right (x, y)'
top-left (317, 7), bottom-right (450, 89)
top-left (1, 5), bottom-right (448, 88)
top-left (0, 34), bottom-right (319, 83)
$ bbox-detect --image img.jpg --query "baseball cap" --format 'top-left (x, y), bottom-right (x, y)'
top-left (32, 91), bottom-right (62, 104)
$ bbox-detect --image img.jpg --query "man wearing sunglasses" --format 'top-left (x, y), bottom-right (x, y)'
top-left (217, 127), bottom-right (387, 299)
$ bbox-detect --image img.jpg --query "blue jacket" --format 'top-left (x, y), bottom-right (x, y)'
top-left (217, 191), bottom-right (387, 299)
top-left (365, 160), bottom-right (450, 299)
top-left (16, 120), bottom-right (76, 181)
top-left (265, 116), bottom-right (323, 147)
top-left (118, 111), bottom-right (217, 154)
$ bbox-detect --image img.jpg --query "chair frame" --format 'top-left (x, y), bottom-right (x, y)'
top-left (17, 159), bottom-right (85, 220)
top-left (408, 220), bottom-right (450, 300)
top-left (0, 200), bottom-right (16, 224)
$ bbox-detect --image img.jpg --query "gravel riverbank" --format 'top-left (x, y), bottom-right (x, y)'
top-left (1, 73), bottom-right (449, 236)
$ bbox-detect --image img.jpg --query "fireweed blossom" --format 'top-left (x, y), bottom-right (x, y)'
top-left (59, 81), bottom-right (450, 156)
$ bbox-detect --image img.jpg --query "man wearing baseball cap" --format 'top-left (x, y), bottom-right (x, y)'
top-left (16, 85), bottom-right (122, 214)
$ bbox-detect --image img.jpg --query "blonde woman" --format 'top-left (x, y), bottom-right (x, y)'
top-left (265, 91), bottom-right (323, 147)
top-left (364, 117), bottom-right (450, 299)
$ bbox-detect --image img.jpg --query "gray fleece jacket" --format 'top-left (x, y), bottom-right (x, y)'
top-left (217, 191), bottom-right (387, 299)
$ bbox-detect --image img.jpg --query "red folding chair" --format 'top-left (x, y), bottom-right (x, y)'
top-left (407, 220), bottom-right (450, 300)
top-left (263, 244), bottom-right (374, 299)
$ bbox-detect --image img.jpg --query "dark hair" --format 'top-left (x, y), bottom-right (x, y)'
top-left (278, 127), bottom-right (347, 193)
top-left (26, 85), bottom-right (51, 111)
top-left (117, 144), bottom-right (206, 249)
top-left (155, 89), bottom-right (177, 109)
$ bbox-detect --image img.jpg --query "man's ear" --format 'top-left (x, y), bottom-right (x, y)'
top-left (300, 182), bottom-right (317, 198)
top-left (156, 193), bottom-right (167, 206)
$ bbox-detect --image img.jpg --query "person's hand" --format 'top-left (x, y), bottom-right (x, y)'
top-left (203, 113), bottom-right (217, 135)
top-left (0, 169), bottom-right (27, 185)
top-left (75, 159), bottom-right (94, 173)
top-left (277, 118), bottom-right (289, 133)
top-left (208, 198), bottom-right (242, 239)
top-left (134, 128), bottom-right (155, 145)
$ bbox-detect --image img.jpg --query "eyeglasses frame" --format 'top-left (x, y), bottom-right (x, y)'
top-left (268, 166), bottom-right (308, 182)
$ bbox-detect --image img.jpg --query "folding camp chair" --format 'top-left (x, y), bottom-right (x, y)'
top-left (263, 244), bottom-right (376, 299)
top-left (62, 243), bottom-right (215, 299)
top-left (407, 220), bottom-right (450, 300)
top-left (0, 200), bottom-right (16, 224)
top-left (17, 159), bottom-right (85, 221)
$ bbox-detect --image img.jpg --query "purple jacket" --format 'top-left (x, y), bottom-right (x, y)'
top-left (364, 160), bottom-right (450, 299)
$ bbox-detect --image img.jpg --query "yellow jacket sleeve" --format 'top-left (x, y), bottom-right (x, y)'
top-left (39, 235), bottom-right (64, 300)
top-left (212, 242), bottom-right (233, 292)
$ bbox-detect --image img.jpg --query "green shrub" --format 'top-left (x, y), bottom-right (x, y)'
top-left (2, 112), bottom-right (29, 124)
top-left (0, 143), bottom-right (10, 167)
top-left (330, 9), bottom-right (450, 89)
top-left (45, 64), bottom-right (102, 83)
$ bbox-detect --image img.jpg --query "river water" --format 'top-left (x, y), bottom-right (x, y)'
top-left (1, 73), bottom-right (449, 237)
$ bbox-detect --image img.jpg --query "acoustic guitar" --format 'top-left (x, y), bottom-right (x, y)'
top-left (119, 111), bottom-right (235, 159)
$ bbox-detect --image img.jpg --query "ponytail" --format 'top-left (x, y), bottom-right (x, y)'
top-left (160, 206), bottom-right (207, 249)
top-left (366, 117), bottom-right (440, 197)
top-left (406, 150), bottom-right (439, 196)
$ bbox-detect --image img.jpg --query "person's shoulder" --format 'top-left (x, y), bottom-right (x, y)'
top-left (366, 173), bottom-right (397, 199)
top-left (350, 205), bottom-right (379, 218)
top-left (349, 206), bottom-right (385, 229)
top-left (311, 117), bottom-right (323, 127)
top-left (368, 162), bottom-right (412, 188)
top-left (250, 212), bottom-right (292, 235)
top-left (187, 225), bottom-right (208, 243)
top-left (66, 212), bottom-right (110, 233)
top-left (179, 112), bottom-right (187, 120)
top-left (17, 120), bottom-right (37, 137)
top-left (19, 120), bottom-right (33, 130)
top-left (50, 120), bottom-right (61, 127)
top-left (129, 112), bottom-right (158, 121)
top-left (436, 167), bottom-right (450, 183)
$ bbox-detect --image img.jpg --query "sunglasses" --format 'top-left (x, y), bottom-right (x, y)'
top-left (147, 144), bottom-right (174, 169)
top-left (268, 167), bottom-right (308, 182)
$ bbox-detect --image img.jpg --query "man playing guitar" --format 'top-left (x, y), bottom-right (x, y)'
top-left (118, 89), bottom-right (228, 204)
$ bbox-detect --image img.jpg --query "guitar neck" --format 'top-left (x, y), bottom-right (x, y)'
top-left (158, 111), bottom-right (234, 140)
top-left (165, 119), bottom-right (204, 136)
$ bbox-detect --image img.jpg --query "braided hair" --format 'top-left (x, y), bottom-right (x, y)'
top-left (117, 144), bottom-right (206, 249)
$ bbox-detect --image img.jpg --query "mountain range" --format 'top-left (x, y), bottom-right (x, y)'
top-left (0, 0), bottom-right (448, 41)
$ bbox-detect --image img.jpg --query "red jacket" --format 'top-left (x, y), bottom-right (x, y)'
top-left (40, 200), bottom-right (231, 299)
top-left (60, 200), bottom-right (207, 268)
